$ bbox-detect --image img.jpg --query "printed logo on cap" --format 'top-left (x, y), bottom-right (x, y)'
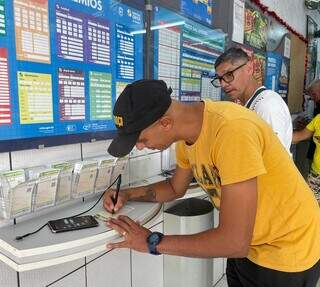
top-left (114, 115), bottom-right (124, 127)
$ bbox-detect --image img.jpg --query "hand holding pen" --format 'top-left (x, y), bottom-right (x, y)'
top-left (111, 174), bottom-right (122, 214)
top-left (103, 175), bottom-right (129, 213)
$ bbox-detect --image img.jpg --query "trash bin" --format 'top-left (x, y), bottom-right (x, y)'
top-left (164, 197), bottom-right (214, 287)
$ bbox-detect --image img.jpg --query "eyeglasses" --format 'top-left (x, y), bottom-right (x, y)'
top-left (211, 62), bottom-right (247, 88)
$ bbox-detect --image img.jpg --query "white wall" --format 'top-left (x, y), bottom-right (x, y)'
top-left (260, 0), bottom-right (320, 36)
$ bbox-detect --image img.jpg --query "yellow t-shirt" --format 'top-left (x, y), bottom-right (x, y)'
top-left (306, 114), bottom-right (320, 174)
top-left (176, 100), bottom-right (320, 272)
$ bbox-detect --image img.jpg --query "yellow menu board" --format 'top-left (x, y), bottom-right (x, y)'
top-left (18, 72), bottom-right (53, 124)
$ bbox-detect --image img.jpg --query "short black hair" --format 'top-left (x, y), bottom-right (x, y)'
top-left (215, 47), bottom-right (249, 69)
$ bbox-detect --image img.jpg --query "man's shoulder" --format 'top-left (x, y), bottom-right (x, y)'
top-left (253, 90), bottom-right (288, 110)
top-left (310, 114), bottom-right (320, 125)
top-left (259, 89), bottom-right (284, 102)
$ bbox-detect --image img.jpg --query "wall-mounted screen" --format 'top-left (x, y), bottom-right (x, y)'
top-left (0, 0), bottom-right (143, 151)
top-left (153, 6), bottom-right (225, 102)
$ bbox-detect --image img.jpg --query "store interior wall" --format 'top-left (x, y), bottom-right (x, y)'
top-left (260, 0), bottom-right (320, 33)
top-left (0, 0), bottom-right (319, 218)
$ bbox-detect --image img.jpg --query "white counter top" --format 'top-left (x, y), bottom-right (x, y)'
top-left (0, 174), bottom-right (206, 272)
top-left (0, 197), bottom-right (162, 272)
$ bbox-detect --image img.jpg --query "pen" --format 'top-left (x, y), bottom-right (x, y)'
top-left (112, 174), bottom-right (122, 214)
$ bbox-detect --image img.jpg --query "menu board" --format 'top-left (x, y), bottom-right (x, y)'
top-left (55, 5), bottom-right (85, 62)
top-left (0, 0), bottom-right (6, 35)
top-left (14, 0), bottom-right (50, 63)
top-left (58, 68), bottom-right (85, 121)
top-left (89, 71), bottom-right (112, 120)
top-left (55, 5), bottom-right (111, 65)
top-left (154, 6), bottom-right (225, 102)
top-left (0, 0), bottom-right (143, 149)
top-left (0, 48), bottom-right (11, 124)
top-left (116, 23), bottom-right (136, 81)
top-left (18, 71), bottom-right (53, 124)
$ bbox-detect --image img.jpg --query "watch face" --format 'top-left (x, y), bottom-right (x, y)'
top-left (147, 232), bottom-right (163, 255)
top-left (148, 232), bottom-right (161, 244)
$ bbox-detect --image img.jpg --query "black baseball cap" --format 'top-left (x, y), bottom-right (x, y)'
top-left (108, 79), bottom-right (172, 157)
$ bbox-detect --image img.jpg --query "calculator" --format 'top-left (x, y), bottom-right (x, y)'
top-left (48, 215), bottom-right (99, 233)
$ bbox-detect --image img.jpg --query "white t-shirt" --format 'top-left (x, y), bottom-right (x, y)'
top-left (245, 87), bottom-right (293, 154)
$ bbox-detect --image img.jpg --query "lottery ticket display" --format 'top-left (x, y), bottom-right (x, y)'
top-left (0, 0), bottom-right (143, 148)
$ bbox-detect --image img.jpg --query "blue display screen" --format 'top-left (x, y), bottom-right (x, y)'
top-left (181, 0), bottom-right (213, 25)
top-left (0, 0), bottom-right (143, 147)
top-left (153, 6), bottom-right (225, 102)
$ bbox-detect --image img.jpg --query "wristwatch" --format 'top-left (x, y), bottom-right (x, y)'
top-left (147, 232), bottom-right (164, 255)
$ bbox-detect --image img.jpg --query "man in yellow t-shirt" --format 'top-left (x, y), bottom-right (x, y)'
top-left (293, 114), bottom-right (320, 202)
top-left (104, 80), bottom-right (320, 287)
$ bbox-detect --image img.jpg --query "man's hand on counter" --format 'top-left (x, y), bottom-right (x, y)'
top-left (106, 215), bottom-right (150, 253)
top-left (103, 189), bottom-right (129, 213)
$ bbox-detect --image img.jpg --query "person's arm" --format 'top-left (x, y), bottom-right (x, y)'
top-left (107, 177), bottom-right (257, 258)
top-left (292, 128), bottom-right (313, 144)
top-left (104, 166), bottom-right (193, 212)
top-left (127, 166), bottom-right (193, 202)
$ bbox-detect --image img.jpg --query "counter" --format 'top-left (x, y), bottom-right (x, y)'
top-left (0, 198), bottom-right (162, 272)
top-left (0, 174), bottom-right (206, 273)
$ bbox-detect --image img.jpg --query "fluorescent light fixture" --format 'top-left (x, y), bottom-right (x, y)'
top-left (151, 20), bottom-right (185, 31)
top-left (130, 29), bottom-right (146, 35)
top-left (130, 20), bottom-right (186, 35)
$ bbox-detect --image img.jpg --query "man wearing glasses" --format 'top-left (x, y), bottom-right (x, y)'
top-left (212, 47), bottom-right (292, 154)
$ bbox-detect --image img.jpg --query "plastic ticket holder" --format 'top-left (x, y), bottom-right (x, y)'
top-left (164, 197), bottom-right (214, 287)
top-left (0, 169), bottom-right (26, 189)
top-left (72, 161), bottom-right (98, 198)
top-left (33, 168), bottom-right (60, 211)
top-left (51, 162), bottom-right (74, 204)
top-left (110, 157), bottom-right (128, 184)
top-left (0, 176), bottom-right (5, 218)
top-left (0, 175), bottom-right (35, 219)
top-left (94, 158), bottom-right (114, 193)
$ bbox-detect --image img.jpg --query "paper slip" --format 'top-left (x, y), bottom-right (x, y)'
top-left (51, 162), bottom-right (73, 202)
top-left (34, 168), bottom-right (60, 209)
top-left (111, 157), bottom-right (128, 183)
top-left (51, 162), bottom-right (74, 173)
top-left (96, 158), bottom-right (115, 167)
top-left (95, 205), bottom-right (135, 221)
top-left (0, 169), bottom-right (25, 188)
top-left (55, 174), bottom-right (72, 202)
top-left (73, 161), bottom-right (98, 195)
top-left (74, 161), bottom-right (98, 173)
top-left (95, 165), bottom-right (113, 191)
top-left (25, 165), bottom-right (47, 180)
top-left (10, 180), bottom-right (35, 217)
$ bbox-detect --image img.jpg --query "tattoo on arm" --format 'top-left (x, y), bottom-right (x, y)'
top-left (128, 186), bottom-right (157, 202)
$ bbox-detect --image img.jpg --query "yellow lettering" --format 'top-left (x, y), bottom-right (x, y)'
top-left (114, 116), bottom-right (123, 127)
